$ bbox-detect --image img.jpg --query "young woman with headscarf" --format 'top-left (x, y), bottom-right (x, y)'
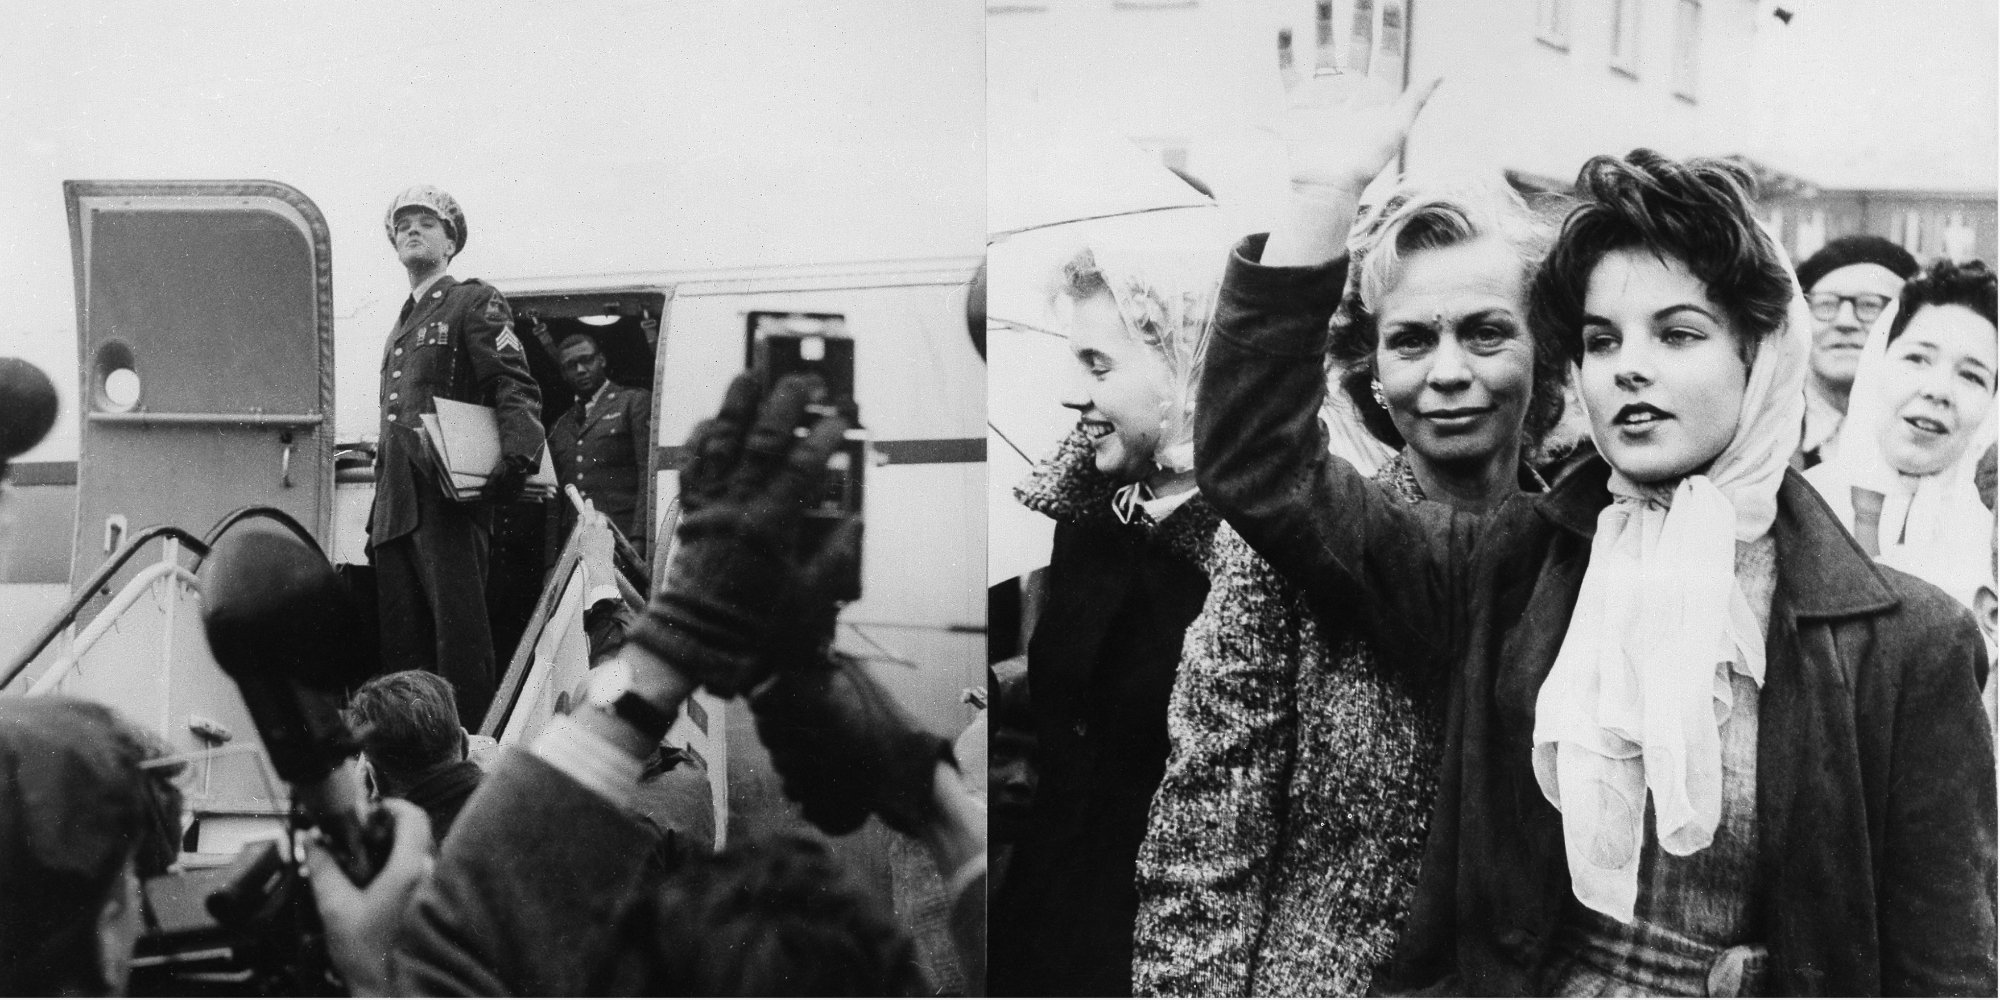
top-left (988, 241), bottom-right (1229, 998)
top-left (1805, 259), bottom-right (1997, 617)
top-left (1131, 170), bottom-right (1568, 997)
top-left (1196, 144), bottom-right (1995, 996)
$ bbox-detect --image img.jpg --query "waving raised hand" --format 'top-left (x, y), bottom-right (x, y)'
top-left (1264, 35), bottom-right (1440, 266)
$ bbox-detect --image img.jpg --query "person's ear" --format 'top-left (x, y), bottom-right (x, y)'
top-left (95, 858), bottom-right (141, 993)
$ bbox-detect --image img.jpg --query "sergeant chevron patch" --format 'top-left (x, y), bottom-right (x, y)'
top-left (496, 327), bottom-right (523, 353)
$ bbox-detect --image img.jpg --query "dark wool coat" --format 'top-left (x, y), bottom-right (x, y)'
top-left (1198, 235), bottom-right (1997, 997)
top-left (990, 430), bottom-right (1219, 998)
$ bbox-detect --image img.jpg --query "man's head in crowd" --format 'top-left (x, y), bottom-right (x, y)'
top-left (345, 670), bottom-right (467, 798)
top-left (623, 833), bottom-right (925, 996)
top-left (1796, 235), bottom-right (1920, 407)
top-left (559, 333), bottom-right (610, 401)
top-left (0, 697), bottom-right (183, 996)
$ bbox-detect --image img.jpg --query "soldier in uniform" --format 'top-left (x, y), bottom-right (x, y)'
top-left (369, 185), bottom-right (543, 724)
top-left (547, 332), bottom-right (654, 555)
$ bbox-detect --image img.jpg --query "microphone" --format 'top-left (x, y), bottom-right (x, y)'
top-left (198, 523), bottom-right (390, 886)
top-left (0, 357), bottom-right (59, 470)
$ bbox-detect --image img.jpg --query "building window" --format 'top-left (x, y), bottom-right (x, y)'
top-left (1944, 211), bottom-right (1977, 261)
top-left (1672, 0), bottom-right (1701, 100)
top-left (1796, 208), bottom-right (1828, 261)
top-left (1538, 0), bottom-right (1572, 49)
top-left (1609, 0), bottom-right (1641, 76)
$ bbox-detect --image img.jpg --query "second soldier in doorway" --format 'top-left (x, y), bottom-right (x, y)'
top-left (548, 332), bottom-right (654, 555)
top-left (369, 185), bottom-right (543, 723)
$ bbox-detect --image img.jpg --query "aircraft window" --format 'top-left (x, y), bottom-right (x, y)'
top-left (93, 340), bottom-right (140, 412)
top-left (105, 369), bottom-right (140, 408)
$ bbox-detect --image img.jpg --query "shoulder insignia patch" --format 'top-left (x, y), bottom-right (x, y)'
top-left (495, 326), bottom-right (523, 354)
top-left (483, 296), bottom-right (508, 323)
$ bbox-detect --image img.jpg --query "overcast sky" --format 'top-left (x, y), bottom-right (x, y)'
top-left (2, 0), bottom-right (1991, 456)
top-left (1746, 0), bottom-right (1997, 190)
top-left (0, 0), bottom-right (983, 449)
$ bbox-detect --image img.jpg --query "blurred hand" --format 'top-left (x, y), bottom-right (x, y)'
top-left (482, 454), bottom-right (534, 503)
top-left (750, 652), bottom-right (953, 837)
top-left (1276, 64), bottom-right (1440, 194)
top-left (1976, 443), bottom-right (1995, 512)
top-left (635, 372), bottom-right (858, 697)
top-left (308, 799), bottom-right (434, 998)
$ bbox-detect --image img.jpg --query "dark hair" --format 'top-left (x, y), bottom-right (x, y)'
top-left (1887, 259), bottom-right (1998, 343)
top-left (1530, 150), bottom-right (1794, 367)
top-left (345, 670), bottom-right (464, 792)
top-left (1796, 234), bottom-right (1920, 292)
top-left (0, 700), bottom-right (183, 996)
top-left (558, 331), bottom-right (602, 355)
top-left (626, 833), bottom-right (924, 996)
top-left (1328, 179), bottom-right (1567, 450)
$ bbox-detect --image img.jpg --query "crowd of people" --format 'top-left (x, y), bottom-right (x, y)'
top-left (993, 67), bottom-right (1996, 998)
top-left (0, 329), bottom-right (987, 991)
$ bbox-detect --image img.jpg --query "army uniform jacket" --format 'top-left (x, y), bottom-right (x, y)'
top-left (547, 382), bottom-right (653, 548)
top-left (369, 276), bottom-right (543, 547)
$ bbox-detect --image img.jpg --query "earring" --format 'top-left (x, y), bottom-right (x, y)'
top-left (1370, 378), bottom-right (1389, 410)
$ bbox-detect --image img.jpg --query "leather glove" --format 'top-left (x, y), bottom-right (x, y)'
top-left (629, 372), bottom-right (857, 698)
top-left (749, 651), bottom-right (954, 837)
top-left (482, 453), bottom-right (534, 503)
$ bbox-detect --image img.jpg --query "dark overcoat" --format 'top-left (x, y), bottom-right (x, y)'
top-left (1197, 235), bottom-right (1997, 997)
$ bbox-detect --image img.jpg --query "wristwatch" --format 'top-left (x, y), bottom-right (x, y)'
top-left (585, 659), bottom-right (675, 744)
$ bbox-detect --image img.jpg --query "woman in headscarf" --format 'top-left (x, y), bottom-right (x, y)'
top-left (0, 697), bottom-right (183, 996)
top-left (1805, 259), bottom-right (1997, 615)
top-left (988, 240), bottom-right (1228, 998)
top-left (1197, 145), bottom-right (1995, 996)
top-left (1132, 174), bottom-right (1565, 998)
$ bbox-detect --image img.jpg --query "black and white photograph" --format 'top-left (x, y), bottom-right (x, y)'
top-left (987, 0), bottom-right (1997, 997)
top-left (0, 0), bottom-right (1996, 996)
top-left (0, 2), bottom-right (984, 995)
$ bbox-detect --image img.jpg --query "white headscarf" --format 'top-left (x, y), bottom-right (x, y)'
top-left (1805, 303), bottom-right (1998, 612)
top-left (1530, 227), bottom-right (1811, 923)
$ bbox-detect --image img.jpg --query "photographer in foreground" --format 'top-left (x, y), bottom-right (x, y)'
top-left (312, 372), bottom-right (987, 996)
top-left (0, 698), bottom-right (185, 995)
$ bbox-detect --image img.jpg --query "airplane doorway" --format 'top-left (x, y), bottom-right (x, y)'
top-left (487, 291), bottom-right (665, 668)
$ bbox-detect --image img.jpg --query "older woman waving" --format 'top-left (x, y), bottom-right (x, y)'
top-left (1197, 145), bottom-right (1995, 996)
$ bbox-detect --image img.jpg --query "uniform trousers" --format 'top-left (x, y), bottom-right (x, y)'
top-left (373, 486), bottom-right (495, 724)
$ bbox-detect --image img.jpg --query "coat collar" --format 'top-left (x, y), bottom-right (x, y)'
top-left (577, 381), bottom-right (623, 435)
top-left (397, 274), bottom-right (462, 337)
top-left (1535, 453), bottom-right (1900, 620)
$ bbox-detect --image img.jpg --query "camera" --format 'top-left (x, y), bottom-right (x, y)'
top-left (126, 518), bottom-right (392, 994)
top-left (748, 311), bottom-right (868, 601)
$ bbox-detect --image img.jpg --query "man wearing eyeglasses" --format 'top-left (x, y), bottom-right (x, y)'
top-left (1793, 235), bottom-right (1920, 467)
